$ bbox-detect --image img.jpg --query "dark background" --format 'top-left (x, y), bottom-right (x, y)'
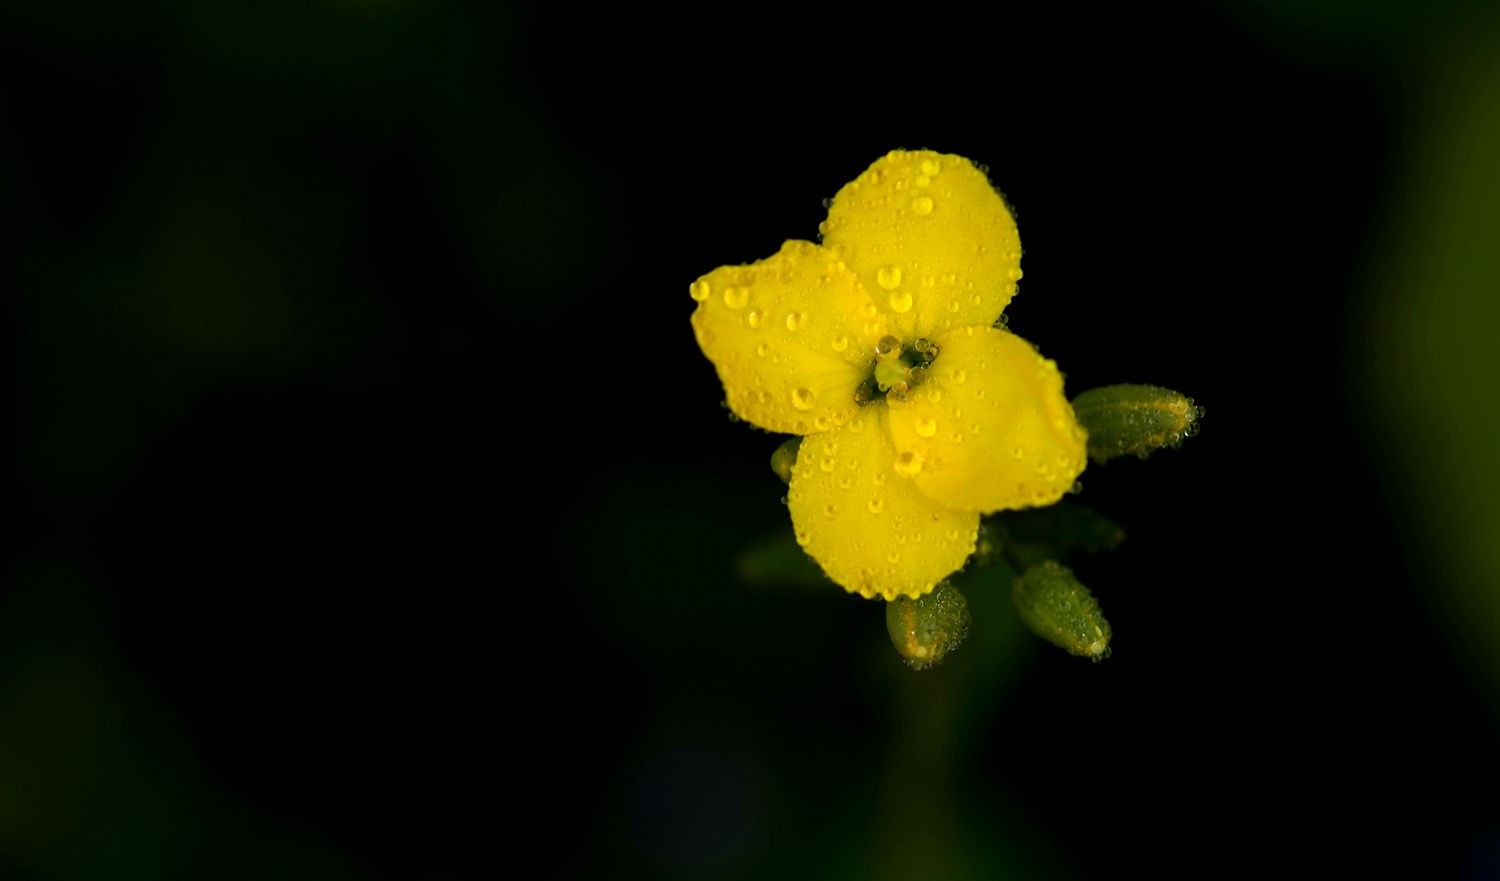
top-left (8, 0), bottom-right (1500, 879)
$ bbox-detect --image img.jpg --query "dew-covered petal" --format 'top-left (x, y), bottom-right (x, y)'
top-left (787, 406), bottom-right (979, 601)
top-left (690, 240), bottom-right (888, 435)
top-left (886, 326), bottom-right (1088, 513)
top-left (820, 150), bottom-right (1022, 342)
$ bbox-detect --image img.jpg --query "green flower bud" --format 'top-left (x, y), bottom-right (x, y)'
top-left (770, 437), bottom-right (801, 485)
top-left (1070, 384), bottom-right (1203, 464)
top-left (1012, 560), bottom-right (1112, 660)
top-left (885, 582), bottom-right (971, 670)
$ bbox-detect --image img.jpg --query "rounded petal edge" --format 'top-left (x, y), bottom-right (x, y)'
top-left (886, 326), bottom-right (1088, 513)
top-left (787, 405), bottom-right (979, 600)
top-left (690, 240), bottom-right (888, 435)
top-left (821, 150), bottom-right (1022, 342)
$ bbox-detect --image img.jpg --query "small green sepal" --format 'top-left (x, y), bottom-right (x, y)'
top-left (885, 582), bottom-right (971, 670)
top-left (1012, 561), bottom-right (1112, 660)
top-left (1070, 384), bottom-right (1203, 464)
top-left (770, 437), bottom-right (801, 485)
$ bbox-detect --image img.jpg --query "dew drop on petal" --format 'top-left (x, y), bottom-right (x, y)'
top-left (746, 309), bottom-right (762, 328)
top-left (920, 158), bottom-right (941, 176)
top-left (690, 280), bottom-right (711, 302)
top-left (915, 417), bottom-right (937, 437)
top-left (949, 369), bottom-right (966, 384)
top-left (786, 311), bottom-right (806, 332)
top-left (831, 335), bottom-right (849, 352)
top-left (723, 287), bottom-right (749, 309)
top-left (756, 342), bottom-right (769, 357)
top-left (889, 290), bottom-right (914, 313)
top-left (893, 451), bottom-right (923, 478)
top-left (877, 266), bottom-right (903, 290)
top-left (791, 388), bottom-right (815, 410)
top-left (914, 174), bottom-right (931, 188)
top-left (868, 497), bottom-right (884, 514)
top-left (911, 196), bottom-right (934, 215)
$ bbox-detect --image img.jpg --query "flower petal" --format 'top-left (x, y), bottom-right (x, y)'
top-left (821, 150), bottom-right (1022, 342)
top-left (691, 240), bottom-right (889, 434)
top-left (886, 326), bottom-right (1088, 513)
top-left (787, 406), bottom-right (979, 600)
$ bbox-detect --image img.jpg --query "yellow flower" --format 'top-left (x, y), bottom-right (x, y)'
top-left (689, 150), bottom-right (1088, 601)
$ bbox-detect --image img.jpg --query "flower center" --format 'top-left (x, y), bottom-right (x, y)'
top-left (856, 335), bottom-right (939, 405)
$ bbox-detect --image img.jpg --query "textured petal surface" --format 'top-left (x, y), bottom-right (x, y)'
top-left (788, 406), bottom-right (979, 600)
top-left (691, 240), bottom-right (888, 434)
top-left (885, 326), bottom-right (1088, 512)
top-left (821, 150), bottom-right (1022, 342)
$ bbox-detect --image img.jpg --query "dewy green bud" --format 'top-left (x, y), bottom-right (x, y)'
top-left (885, 581), bottom-right (971, 670)
top-left (1012, 560), bottom-right (1112, 660)
top-left (1070, 384), bottom-right (1204, 464)
top-left (770, 437), bottom-right (801, 485)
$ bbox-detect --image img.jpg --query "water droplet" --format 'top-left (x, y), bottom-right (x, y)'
top-left (947, 300), bottom-right (960, 313)
top-left (848, 417), bottom-right (865, 433)
top-left (831, 335), bottom-right (849, 352)
top-left (914, 174), bottom-right (931, 188)
top-left (823, 503), bottom-right (837, 519)
top-left (911, 196), bottom-right (934, 216)
top-left (950, 369), bottom-right (967, 384)
top-left (690, 279), bottom-right (711, 302)
top-left (746, 309), bottom-right (762, 328)
top-left (887, 551), bottom-right (901, 564)
top-left (894, 451), bottom-right (923, 477)
top-left (873, 472), bottom-right (887, 486)
top-left (756, 342), bottom-right (769, 357)
top-left (920, 158), bottom-right (941, 176)
top-left (875, 335), bottom-right (900, 356)
top-left (838, 477), bottom-right (852, 489)
top-left (915, 417), bottom-right (938, 437)
top-left (868, 498), bottom-right (884, 514)
top-left (993, 314), bottom-right (1010, 329)
top-left (786, 311), bottom-right (806, 332)
top-left (723, 287), bottom-right (749, 309)
top-left (888, 290), bottom-right (914, 313)
top-left (820, 457), bottom-right (836, 473)
top-left (1008, 267), bottom-right (1024, 281)
top-left (813, 416), bottom-right (830, 432)
top-left (1011, 446), bottom-right (1024, 459)
top-left (791, 387), bottom-right (815, 410)
top-left (877, 266), bottom-right (903, 289)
